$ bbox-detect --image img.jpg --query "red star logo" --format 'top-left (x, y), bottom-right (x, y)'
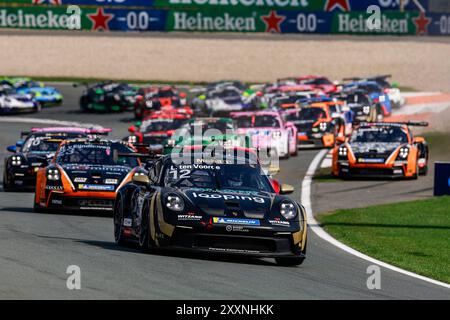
top-left (261, 11), bottom-right (285, 33)
top-left (87, 8), bottom-right (114, 31)
top-left (325, 0), bottom-right (350, 11)
top-left (413, 11), bottom-right (431, 35)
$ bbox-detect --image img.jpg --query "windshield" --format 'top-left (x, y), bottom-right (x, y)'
top-left (22, 138), bottom-right (61, 153)
top-left (56, 143), bottom-right (139, 167)
top-left (163, 162), bottom-right (273, 192)
top-left (285, 108), bottom-right (325, 121)
top-left (211, 89), bottom-right (240, 99)
top-left (351, 127), bottom-right (408, 143)
top-left (141, 120), bottom-right (185, 133)
top-left (254, 115), bottom-right (280, 128)
top-left (345, 94), bottom-right (370, 105)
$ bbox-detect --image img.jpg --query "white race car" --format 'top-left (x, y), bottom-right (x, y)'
top-left (0, 88), bottom-right (40, 114)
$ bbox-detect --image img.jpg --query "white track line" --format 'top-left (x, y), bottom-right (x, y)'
top-left (301, 150), bottom-right (450, 290)
top-left (0, 117), bottom-right (103, 129)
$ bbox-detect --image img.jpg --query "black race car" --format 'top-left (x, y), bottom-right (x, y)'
top-left (3, 127), bottom-right (99, 191)
top-left (77, 82), bottom-right (138, 113)
top-left (113, 146), bottom-right (308, 266)
top-left (3, 137), bottom-right (63, 191)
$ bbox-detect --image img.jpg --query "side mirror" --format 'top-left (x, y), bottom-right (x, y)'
top-left (132, 174), bottom-right (150, 186)
top-left (414, 136), bottom-right (425, 144)
top-left (279, 184), bottom-right (294, 195)
top-left (179, 92), bottom-right (187, 98)
top-left (16, 140), bottom-right (24, 147)
top-left (7, 145), bottom-right (17, 153)
top-left (128, 125), bottom-right (136, 133)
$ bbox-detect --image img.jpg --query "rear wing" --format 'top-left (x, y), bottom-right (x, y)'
top-left (355, 121), bottom-right (429, 127)
top-left (88, 128), bottom-right (112, 136)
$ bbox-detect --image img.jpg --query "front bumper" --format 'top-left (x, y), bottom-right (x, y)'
top-left (338, 162), bottom-right (407, 178)
top-left (45, 192), bottom-right (115, 212)
top-left (297, 133), bottom-right (334, 148)
top-left (162, 224), bottom-right (305, 258)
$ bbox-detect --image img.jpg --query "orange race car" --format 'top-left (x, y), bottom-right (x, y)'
top-left (332, 122), bottom-right (429, 179)
top-left (34, 138), bottom-right (142, 213)
top-left (282, 101), bottom-right (350, 148)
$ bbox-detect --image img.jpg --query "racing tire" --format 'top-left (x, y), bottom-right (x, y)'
top-left (139, 201), bottom-right (155, 253)
top-left (291, 138), bottom-right (298, 157)
top-left (419, 165), bottom-right (428, 176)
top-left (113, 196), bottom-right (127, 246)
top-left (2, 170), bottom-right (13, 192)
top-left (134, 106), bottom-right (143, 120)
top-left (33, 200), bottom-right (47, 213)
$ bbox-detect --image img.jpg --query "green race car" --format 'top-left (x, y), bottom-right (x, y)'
top-left (163, 117), bottom-right (251, 154)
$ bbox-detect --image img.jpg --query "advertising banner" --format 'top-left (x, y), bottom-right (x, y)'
top-left (0, 6), bottom-right (167, 31)
top-left (2, 0), bottom-right (430, 12)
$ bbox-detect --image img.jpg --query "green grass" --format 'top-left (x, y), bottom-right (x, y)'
top-left (423, 132), bottom-right (450, 157)
top-left (317, 196), bottom-right (450, 284)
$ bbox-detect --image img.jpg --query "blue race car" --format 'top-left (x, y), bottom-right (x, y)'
top-left (342, 80), bottom-right (392, 118)
top-left (16, 86), bottom-right (63, 107)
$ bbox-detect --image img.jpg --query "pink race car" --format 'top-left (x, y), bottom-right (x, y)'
top-left (230, 111), bottom-right (298, 159)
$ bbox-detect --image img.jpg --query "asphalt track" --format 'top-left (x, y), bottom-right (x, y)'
top-left (0, 84), bottom-right (448, 299)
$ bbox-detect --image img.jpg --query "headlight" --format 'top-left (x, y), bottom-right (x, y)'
top-left (165, 194), bottom-right (185, 212)
top-left (47, 168), bottom-right (60, 181)
top-left (319, 122), bottom-right (328, 131)
top-left (398, 147), bottom-right (409, 159)
top-left (280, 201), bottom-right (297, 220)
top-left (114, 94), bottom-right (121, 101)
top-left (128, 135), bottom-right (137, 144)
top-left (363, 106), bottom-right (371, 114)
top-left (133, 172), bottom-right (146, 177)
top-left (145, 100), bottom-right (153, 108)
top-left (338, 146), bottom-right (348, 157)
top-left (167, 139), bottom-right (176, 147)
top-left (272, 131), bottom-right (282, 139)
top-left (11, 156), bottom-right (22, 166)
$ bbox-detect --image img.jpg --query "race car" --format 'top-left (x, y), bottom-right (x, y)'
top-left (282, 101), bottom-right (351, 148)
top-left (78, 82), bottom-right (138, 112)
top-left (34, 138), bottom-right (141, 212)
top-left (113, 146), bottom-right (308, 266)
top-left (296, 75), bottom-right (337, 94)
top-left (0, 86), bottom-right (40, 114)
top-left (126, 118), bottom-right (189, 154)
top-left (3, 137), bottom-right (64, 191)
top-left (341, 80), bottom-right (392, 117)
top-left (231, 111), bottom-right (298, 158)
top-left (133, 86), bottom-right (189, 120)
top-left (192, 85), bottom-right (251, 116)
top-left (4, 127), bottom-right (110, 191)
top-left (344, 75), bottom-right (405, 108)
top-left (331, 122), bottom-right (429, 179)
top-left (165, 117), bottom-right (250, 154)
top-left (332, 90), bottom-right (380, 122)
top-left (17, 86), bottom-right (63, 107)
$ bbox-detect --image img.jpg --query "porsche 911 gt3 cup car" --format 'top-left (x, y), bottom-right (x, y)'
top-left (0, 87), bottom-right (40, 114)
top-left (192, 85), bottom-right (252, 116)
top-left (3, 137), bottom-right (63, 191)
top-left (113, 146), bottom-right (307, 265)
top-left (17, 87), bottom-right (63, 107)
top-left (231, 111), bottom-right (297, 158)
top-left (164, 117), bottom-right (250, 154)
top-left (332, 122), bottom-right (429, 179)
top-left (282, 101), bottom-right (350, 148)
top-left (78, 82), bottom-right (138, 113)
top-left (34, 139), bottom-right (140, 212)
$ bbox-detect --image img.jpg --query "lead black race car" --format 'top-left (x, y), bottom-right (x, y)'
top-left (113, 146), bottom-right (308, 266)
